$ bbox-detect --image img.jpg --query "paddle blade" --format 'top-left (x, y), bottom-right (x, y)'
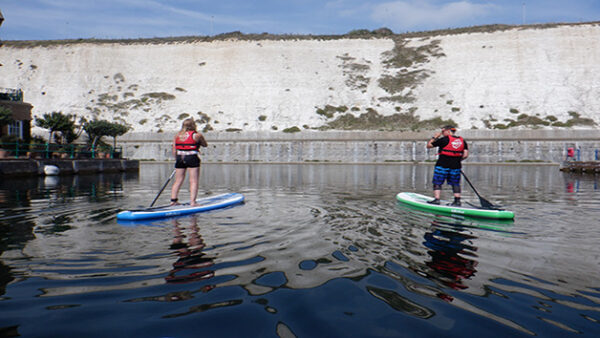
top-left (479, 196), bottom-right (501, 210)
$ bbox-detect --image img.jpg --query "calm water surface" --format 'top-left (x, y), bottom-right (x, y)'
top-left (1, 163), bottom-right (599, 337)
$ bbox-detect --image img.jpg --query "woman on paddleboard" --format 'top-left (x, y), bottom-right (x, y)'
top-left (170, 118), bottom-right (207, 206)
top-left (426, 125), bottom-right (469, 206)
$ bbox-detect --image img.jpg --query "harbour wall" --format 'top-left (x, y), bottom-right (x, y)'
top-left (0, 159), bottom-right (139, 176)
top-left (119, 130), bottom-right (600, 163)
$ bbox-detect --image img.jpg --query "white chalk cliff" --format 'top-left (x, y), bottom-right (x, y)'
top-left (1, 23), bottom-right (599, 135)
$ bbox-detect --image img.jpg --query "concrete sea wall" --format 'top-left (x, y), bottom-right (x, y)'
top-left (120, 130), bottom-right (600, 163)
top-left (0, 159), bottom-right (139, 176)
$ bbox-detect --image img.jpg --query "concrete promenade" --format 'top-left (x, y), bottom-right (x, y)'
top-left (0, 158), bottom-right (139, 177)
top-left (119, 129), bottom-right (600, 164)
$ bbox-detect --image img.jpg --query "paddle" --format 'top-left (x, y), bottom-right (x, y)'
top-left (460, 170), bottom-right (500, 210)
top-left (150, 169), bottom-right (176, 207)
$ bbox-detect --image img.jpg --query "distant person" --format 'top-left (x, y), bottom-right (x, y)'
top-left (566, 147), bottom-right (575, 162)
top-left (426, 125), bottom-right (469, 206)
top-left (170, 118), bottom-right (207, 206)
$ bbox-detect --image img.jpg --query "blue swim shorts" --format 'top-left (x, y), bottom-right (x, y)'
top-left (432, 166), bottom-right (461, 186)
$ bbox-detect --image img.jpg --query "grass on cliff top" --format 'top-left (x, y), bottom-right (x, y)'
top-left (4, 22), bottom-right (599, 48)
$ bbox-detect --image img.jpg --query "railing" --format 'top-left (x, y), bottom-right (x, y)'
top-left (0, 142), bottom-right (122, 159)
top-left (0, 88), bottom-right (24, 102)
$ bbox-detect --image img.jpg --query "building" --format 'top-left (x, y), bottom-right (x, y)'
top-left (0, 11), bottom-right (34, 142)
top-left (0, 88), bottom-right (34, 142)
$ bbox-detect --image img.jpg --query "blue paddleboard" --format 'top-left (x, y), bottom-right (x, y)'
top-left (117, 193), bottom-right (244, 221)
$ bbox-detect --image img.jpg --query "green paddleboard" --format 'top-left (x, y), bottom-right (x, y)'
top-left (396, 192), bottom-right (515, 220)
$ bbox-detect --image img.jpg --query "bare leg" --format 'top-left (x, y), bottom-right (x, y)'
top-left (188, 167), bottom-right (199, 206)
top-left (433, 189), bottom-right (441, 199)
top-left (170, 168), bottom-right (186, 204)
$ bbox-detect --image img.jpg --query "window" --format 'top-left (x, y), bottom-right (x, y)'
top-left (8, 120), bottom-right (23, 139)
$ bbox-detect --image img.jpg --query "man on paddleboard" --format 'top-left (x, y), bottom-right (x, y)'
top-left (426, 125), bottom-right (469, 206)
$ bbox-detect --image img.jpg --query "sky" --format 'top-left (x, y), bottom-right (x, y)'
top-left (0, 0), bottom-right (599, 40)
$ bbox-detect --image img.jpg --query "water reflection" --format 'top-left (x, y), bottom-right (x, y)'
top-left (1, 164), bottom-right (600, 337)
top-left (167, 216), bottom-right (215, 289)
top-left (423, 224), bottom-right (478, 291)
top-left (562, 172), bottom-right (599, 193)
top-left (0, 172), bottom-right (138, 301)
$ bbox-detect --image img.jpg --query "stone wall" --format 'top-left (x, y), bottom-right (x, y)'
top-left (119, 130), bottom-right (600, 163)
top-left (0, 159), bottom-right (139, 176)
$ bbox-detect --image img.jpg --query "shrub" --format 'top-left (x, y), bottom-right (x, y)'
top-left (35, 111), bottom-right (80, 144)
top-left (517, 113), bottom-right (528, 119)
top-left (84, 120), bottom-right (129, 150)
top-left (316, 105), bottom-right (350, 119)
top-left (197, 112), bottom-right (211, 124)
top-left (142, 92), bottom-right (176, 100)
top-left (0, 107), bottom-right (14, 137)
top-left (283, 126), bottom-right (301, 133)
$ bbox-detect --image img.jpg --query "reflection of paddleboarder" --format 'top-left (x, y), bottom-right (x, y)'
top-left (566, 181), bottom-right (574, 193)
top-left (166, 216), bottom-right (215, 288)
top-left (423, 224), bottom-right (478, 291)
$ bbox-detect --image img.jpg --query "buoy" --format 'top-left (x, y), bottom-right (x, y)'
top-left (43, 165), bottom-right (60, 176)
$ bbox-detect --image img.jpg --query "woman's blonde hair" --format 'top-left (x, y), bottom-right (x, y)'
top-left (179, 118), bottom-right (197, 135)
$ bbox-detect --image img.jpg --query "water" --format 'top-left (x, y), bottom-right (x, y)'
top-left (1, 163), bottom-right (599, 337)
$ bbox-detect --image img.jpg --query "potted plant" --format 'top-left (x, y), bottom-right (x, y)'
top-left (27, 135), bottom-right (46, 159)
top-left (0, 142), bottom-right (7, 159)
top-left (0, 134), bottom-right (18, 158)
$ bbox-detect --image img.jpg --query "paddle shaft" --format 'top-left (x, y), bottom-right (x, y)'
top-left (150, 169), bottom-right (176, 207)
top-left (460, 170), bottom-right (496, 209)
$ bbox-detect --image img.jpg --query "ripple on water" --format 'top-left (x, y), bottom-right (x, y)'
top-left (1, 164), bottom-right (599, 337)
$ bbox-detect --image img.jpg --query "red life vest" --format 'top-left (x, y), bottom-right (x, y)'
top-left (439, 135), bottom-right (465, 157)
top-left (175, 131), bottom-right (199, 151)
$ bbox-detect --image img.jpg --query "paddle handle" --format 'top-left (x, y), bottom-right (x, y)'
top-left (150, 169), bottom-right (176, 207)
top-left (460, 170), bottom-right (481, 198)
